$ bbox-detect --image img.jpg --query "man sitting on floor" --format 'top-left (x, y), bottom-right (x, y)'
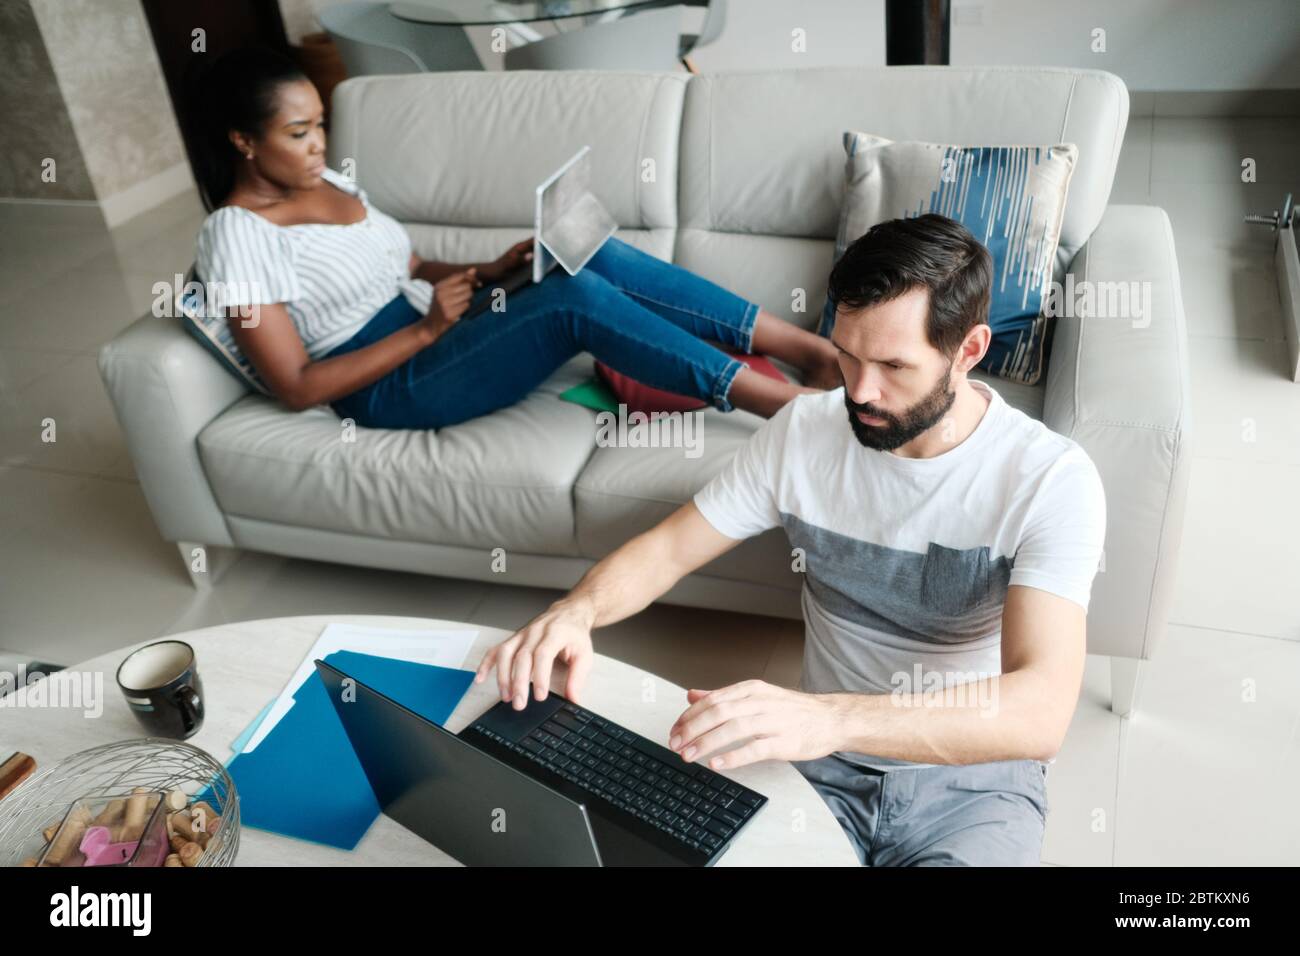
top-left (475, 213), bottom-right (1107, 866)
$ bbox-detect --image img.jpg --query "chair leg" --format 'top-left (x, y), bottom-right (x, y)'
top-left (1110, 656), bottom-right (1145, 719)
top-left (176, 541), bottom-right (237, 590)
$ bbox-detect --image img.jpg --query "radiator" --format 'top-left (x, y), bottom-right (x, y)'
top-left (1248, 192), bottom-right (1300, 382)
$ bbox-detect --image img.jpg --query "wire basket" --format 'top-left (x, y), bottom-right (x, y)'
top-left (0, 738), bottom-right (239, 867)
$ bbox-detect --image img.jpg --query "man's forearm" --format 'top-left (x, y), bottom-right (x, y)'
top-left (557, 527), bottom-right (693, 630)
top-left (832, 669), bottom-right (1061, 765)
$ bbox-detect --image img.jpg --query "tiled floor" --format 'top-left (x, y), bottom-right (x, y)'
top-left (1, 116), bottom-right (1297, 866)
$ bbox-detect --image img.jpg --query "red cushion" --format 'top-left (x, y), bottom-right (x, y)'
top-left (594, 351), bottom-right (787, 415)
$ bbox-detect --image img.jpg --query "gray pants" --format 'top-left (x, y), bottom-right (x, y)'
top-left (792, 754), bottom-right (1049, 866)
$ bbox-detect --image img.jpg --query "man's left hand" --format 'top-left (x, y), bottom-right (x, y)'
top-left (667, 680), bottom-right (845, 771)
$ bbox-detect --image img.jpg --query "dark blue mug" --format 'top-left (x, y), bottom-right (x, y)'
top-left (115, 640), bottom-right (204, 739)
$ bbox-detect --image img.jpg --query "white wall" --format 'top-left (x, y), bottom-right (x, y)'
top-left (25, 0), bottom-right (193, 223)
top-left (950, 0), bottom-right (1300, 91)
top-left (688, 0), bottom-right (886, 72)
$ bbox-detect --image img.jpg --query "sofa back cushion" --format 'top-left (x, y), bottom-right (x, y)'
top-left (326, 67), bottom-right (1126, 339)
top-left (175, 265), bottom-right (268, 395)
top-left (676, 66), bottom-right (1128, 330)
top-left (328, 70), bottom-right (689, 264)
top-left (821, 133), bottom-right (1080, 386)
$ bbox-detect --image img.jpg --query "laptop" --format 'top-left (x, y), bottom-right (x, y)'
top-left (462, 145), bottom-right (616, 319)
top-left (315, 658), bottom-right (768, 866)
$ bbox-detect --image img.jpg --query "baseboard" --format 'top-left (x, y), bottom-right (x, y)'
top-left (0, 196), bottom-right (104, 227)
top-left (1129, 89), bottom-right (1300, 117)
top-left (98, 161), bottom-right (196, 229)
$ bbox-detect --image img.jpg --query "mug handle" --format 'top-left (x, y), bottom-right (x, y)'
top-left (175, 684), bottom-right (201, 735)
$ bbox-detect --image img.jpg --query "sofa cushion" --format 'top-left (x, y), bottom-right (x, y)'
top-left (197, 358), bottom-right (598, 556)
top-left (673, 229), bottom-right (834, 331)
top-left (174, 265), bottom-right (272, 396)
top-left (573, 406), bottom-right (804, 592)
top-left (676, 67), bottom-right (1127, 323)
top-left (820, 133), bottom-right (1079, 386)
top-left (574, 370), bottom-right (1043, 588)
top-left (973, 370), bottom-right (1045, 419)
top-left (328, 71), bottom-right (688, 235)
top-left (595, 350), bottom-right (787, 414)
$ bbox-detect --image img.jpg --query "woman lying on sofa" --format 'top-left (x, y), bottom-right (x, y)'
top-left (186, 49), bottom-right (841, 429)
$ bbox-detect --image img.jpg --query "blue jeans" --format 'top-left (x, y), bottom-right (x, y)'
top-left (324, 237), bottom-right (760, 429)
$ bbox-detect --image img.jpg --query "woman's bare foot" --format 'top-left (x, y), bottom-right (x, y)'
top-left (749, 309), bottom-right (841, 390)
top-left (803, 354), bottom-right (843, 391)
top-left (728, 367), bottom-right (821, 418)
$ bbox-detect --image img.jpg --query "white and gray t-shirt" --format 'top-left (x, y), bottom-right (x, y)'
top-left (693, 380), bottom-right (1107, 772)
top-left (194, 166), bottom-right (434, 361)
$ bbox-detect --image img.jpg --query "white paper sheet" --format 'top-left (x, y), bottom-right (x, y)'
top-left (241, 622), bottom-right (478, 753)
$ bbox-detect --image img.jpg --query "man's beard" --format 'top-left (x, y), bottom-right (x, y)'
top-left (844, 363), bottom-right (956, 451)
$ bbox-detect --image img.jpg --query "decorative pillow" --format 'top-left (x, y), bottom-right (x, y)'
top-left (594, 352), bottom-right (787, 415)
top-left (174, 265), bottom-right (271, 395)
top-left (819, 132), bottom-right (1078, 385)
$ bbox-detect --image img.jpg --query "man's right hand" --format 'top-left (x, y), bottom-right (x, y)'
top-left (474, 599), bottom-right (596, 708)
top-left (472, 505), bottom-right (741, 711)
top-left (421, 267), bottom-right (478, 342)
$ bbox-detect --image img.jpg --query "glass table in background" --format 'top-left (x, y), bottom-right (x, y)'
top-left (390, 0), bottom-right (675, 26)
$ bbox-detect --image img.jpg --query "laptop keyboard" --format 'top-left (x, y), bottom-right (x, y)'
top-left (468, 699), bottom-right (766, 861)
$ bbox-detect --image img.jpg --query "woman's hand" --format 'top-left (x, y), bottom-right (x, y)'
top-left (478, 238), bottom-right (533, 283)
top-left (421, 267), bottom-right (478, 343)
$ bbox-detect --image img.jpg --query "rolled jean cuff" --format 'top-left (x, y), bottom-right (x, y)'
top-left (738, 300), bottom-right (760, 353)
top-left (710, 355), bottom-right (747, 412)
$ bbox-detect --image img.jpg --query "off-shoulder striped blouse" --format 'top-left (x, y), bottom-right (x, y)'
top-left (193, 166), bottom-right (434, 362)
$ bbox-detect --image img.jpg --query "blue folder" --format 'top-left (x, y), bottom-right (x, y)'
top-left (221, 649), bottom-right (475, 849)
top-left (231, 699), bottom-right (274, 754)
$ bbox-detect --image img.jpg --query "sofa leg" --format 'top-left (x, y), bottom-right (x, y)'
top-left (176, 541), bottom-right (236, 590)
top-left (1110, 657), bottom-right (1145, 719)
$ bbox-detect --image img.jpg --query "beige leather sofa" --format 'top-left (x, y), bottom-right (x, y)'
top-left (99, 66), bottom-right (1191, 716)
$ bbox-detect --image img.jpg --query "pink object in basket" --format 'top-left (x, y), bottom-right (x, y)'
top-left (78, 825), bottom-right (166, 867)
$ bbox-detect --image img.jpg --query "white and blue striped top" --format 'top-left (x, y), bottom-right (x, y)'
top-left (193, 166), bottom-right (434, 364)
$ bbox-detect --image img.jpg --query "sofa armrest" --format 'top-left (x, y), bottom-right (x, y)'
top-left (1043, 204), bottom-right (1193, 661)
top-left (98, 315), bottom-right (250, 547)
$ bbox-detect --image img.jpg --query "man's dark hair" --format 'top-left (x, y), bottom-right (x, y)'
top-left (826, 213), bottom-right (993, 358)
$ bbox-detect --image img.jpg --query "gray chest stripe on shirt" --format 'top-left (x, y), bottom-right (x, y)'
top-left (779, 512), bottom-right (1013, 645)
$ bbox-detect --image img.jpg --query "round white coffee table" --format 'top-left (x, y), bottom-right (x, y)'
top-left (0, 615), bottom-right (858, 866)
